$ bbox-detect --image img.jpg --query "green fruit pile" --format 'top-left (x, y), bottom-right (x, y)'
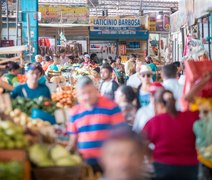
top-left (0, 121), bottom-right (26, 149)
top-left (29, 144), bottom-right (82, 167)
top-left (12, 96), bottom-right (57, 116)
top-left (0, 161), bottom-right (24, 180)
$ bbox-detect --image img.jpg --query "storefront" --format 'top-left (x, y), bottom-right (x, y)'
top-left (146, 12), bottom-right (171, 63)
top-left (38, 5), bottom-right (89, 56)
top-left (89, 16), bottom-right (149, 62)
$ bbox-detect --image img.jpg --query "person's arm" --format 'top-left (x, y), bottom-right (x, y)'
top-left (0, 79), bottom-right (13, 91)
top-left (185, 72), bottom-right (212, 102)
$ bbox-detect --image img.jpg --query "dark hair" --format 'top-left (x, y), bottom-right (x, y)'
top-left (6, 62), bottom-right (20, 71)
top-left (25, 63), bottom-right (44, 76)
top-left (44, 55), bottom-right (52, 62)
top-left (93, 67), bottom-right (100, 74)
top-left (129, 54), bottom-right (136, 59)
top-left (105, 126), bottom-right (144, 151)
top-left (119, 85), bottom-right (136, 103)
top-left (101, 64), bottom-right (113, 73)
top-left (116, 56), bottom-right (121, 60)
top-left (59, 48), bottom-right (65, 54)
top-left (108, 56), bottom-right (113, 60)
top-left (162, 64), bottom-right (177, 79)
top-left (154, 89), bottom-right (177, 116)
top-left (90, 53), bottom-right (97, 60)
top-left (146, 56), bottom-right (153, 64)
top-left (172, 61), bottom-right (181, 68)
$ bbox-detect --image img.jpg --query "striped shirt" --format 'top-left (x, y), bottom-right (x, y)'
top-left (67, 96), bottom-right (124, 165)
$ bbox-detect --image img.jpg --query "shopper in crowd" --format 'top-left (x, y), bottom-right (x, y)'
top-left (92, 67), bottom-right (101, 88)
top-left (112, 56), bottom-right (125, 84)
top-left (133, 82), bottom-right (164, 133)
top-left (47, 56), bottom-right (60, 72)
top-left (100, 127), bottom-right (145, 180)
top-left (146, 56), bottom-right (157, 82)
top-left (125, 54), bottom-right (136, 79)
top-left (42, 55), bottom-right (53, 71)
top-left (90, 53), bottom-right (98, 64)
top-left (0, 79), bottom-right (14, 92)
top-left (67, 76), bottom-right (124, 173)
top-left (115, 85), bottom-right (137, 126)
top-left (3, 62), bottom-right (20, 86)
top-left (100, 64), bottom-right (119, 100)
top-left (162, 63), bottom-right (183, 111)
top-left (64, 55), bottom-right (74, 66)
top-left (137, 65), bottom-right (153, 108)
top-left (35, 55), bottom-right (43, 64)
top-left (107, 56), bottom-right (114, 65)
top-left (59, 48), bottom-right (68, 65)
top-left (126, 60), bottom-right (142, 90)
top-left (82, 54), bottom-right (95, 67)
top-left (143, 89), bottom-right (199, 180)
top-left (11, 63), bottom-right (51, 99)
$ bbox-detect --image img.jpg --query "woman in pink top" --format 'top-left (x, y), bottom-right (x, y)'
top-left (143, 89), bottom-right (199, 180)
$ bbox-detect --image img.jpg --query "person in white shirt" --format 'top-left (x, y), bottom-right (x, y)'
top-left (162, 64), bottom-right (183, 111)
top-left (133, 82), bottom-right (164, 133)
top-left (126, 60), bottom-right (143, 90)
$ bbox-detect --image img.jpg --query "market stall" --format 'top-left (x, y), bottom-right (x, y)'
top-left (89, 16), bottom-right (149, 62)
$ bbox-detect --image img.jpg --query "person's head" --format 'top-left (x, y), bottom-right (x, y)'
top-left (76, 76), bottom-right (99, 106)
top-left (66, 55), bottom-right (74, 64)
top-left (115, 85), bottom-right (136, 105)
top-left (6, 62), bottom-right (20, 75)
top-left (199, 53), bottom-right (209, 61)
top-left (172, 61), bottom-right (183, 74)
top-left (116, 56), bottom-right (122, 64)
top-left (44, 55), bottom-right (52, 63)
top-left (25, 63), bottom-right (44, 84)
top-left (145, 56), bottom-right (153, 64)
top-left (129, 54), bottom-right (136, 61)
top-left (59, 48), bottom-right (66, 58)
top-left (136, 60), bottom-right (143, 73)
top-left (101, 127), bottom-right (144, 180)
top-left (90, 53), bottom-right (97, 61)
top-left (154, 89), bottom-right (177, 116)
top-left (35, 55), bottom-right (43, 63)
top-left (161, 64), bottom-right (177, 80)
top-left (84, 54), bottom-right (90, 63)
top-left (92, 67), bottom-right (100, 79)
top-left (138, 65), bottom-right (153, 84)
top-left (107, 56), bottom-right (113, 64)
top-left (101, 64), bottom-right (113, 81)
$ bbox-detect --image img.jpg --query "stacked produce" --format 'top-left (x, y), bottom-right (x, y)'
top-left (17, 74), bottom-right (27, 84)
top-left (0, 161), bottom-right (24, 180)
top-left (12, 96), bottom-right (57, 116)
top-left (29, 144), bottom-right (82, 167)
top-left (0, 121), bottom-right (26, 149)
top-left (52, 86), bottom-right (76, 108)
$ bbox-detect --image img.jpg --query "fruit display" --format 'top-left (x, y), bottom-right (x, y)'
top-left (28, 144), bottom-right (82, 167)
top-left (17, 74), bottom-right (27, 84)
top-left (0, 161), bottom-right (24, 180)
top-left (12, 96), bottom-right (57, 116)
top-left (0, 121), bottom-right (26, 149)
top-left (50, 76), bottom-right (66, 84)
top-left (52, 86), bottom-right (76, 108)
top-left (9, 109), bottom-right (56, 142)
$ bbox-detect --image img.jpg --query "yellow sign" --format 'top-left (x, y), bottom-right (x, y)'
top-left (39, 5), bottom-right (89, 24)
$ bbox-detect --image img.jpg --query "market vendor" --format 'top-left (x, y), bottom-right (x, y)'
top-left (82, 54), bottom-right (95, 67)
top-left (3, 62), bottom-right (20, 86)
top-left (11, 63), bottom-right (51, 99)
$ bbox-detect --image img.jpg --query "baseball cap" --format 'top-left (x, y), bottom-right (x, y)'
top-left (84, 54), bottom-right (90, 58)
top-left (148, 82), bottom-right (164, 94)
top-left (140, 65), bottom-right (153, 74)
top-left (25, 63), bottom-right (44, 74)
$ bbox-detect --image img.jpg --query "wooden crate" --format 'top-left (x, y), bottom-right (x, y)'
top-left (0, 150), bottom-right (30, 180)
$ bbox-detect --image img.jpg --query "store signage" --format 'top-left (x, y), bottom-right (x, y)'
top-left (39, 5), bottom-right (89, 24)
top-left (90, 16), bottom-right (144, 28)
top-left (39, 0), bottom-right (87, 4)
top-left (147, 14), bottom-right (170, 32)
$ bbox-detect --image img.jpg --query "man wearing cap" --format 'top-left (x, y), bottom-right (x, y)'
top-left (67, 76), bottom-right (124, 173)
top-left (82, 54), bottom-right (95, 67)
top-left (133, 82), bottom-right (164, 133)
top-left (11, 63), bottom-right (51, 99)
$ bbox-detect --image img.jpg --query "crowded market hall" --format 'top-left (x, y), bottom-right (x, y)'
top-left (0, 0), bottom-right (212, 179)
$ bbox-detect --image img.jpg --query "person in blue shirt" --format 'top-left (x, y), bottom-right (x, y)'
top-left (146, 56), bottom-right (157, 82)
top-left (11, 63), bottom-right (51, 99)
